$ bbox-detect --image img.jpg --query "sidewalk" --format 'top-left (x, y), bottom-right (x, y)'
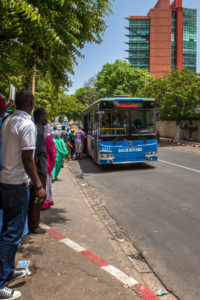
top-left (12, 165), bottom-right (142, 300)
top-left (13, 232), bottom-right (136, 300)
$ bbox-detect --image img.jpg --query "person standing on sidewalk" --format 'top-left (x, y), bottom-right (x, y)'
top-left (0, 95), bottom-right (7, 234)
top-left (28, 108), bottom-right (48, 234)
top-left (0, 90), bottom-right (46, 299)
top-left (51, 131), bottom-right (68, 181)
top-left (42, 133), bottom-right (56, 209)
top-left (75, 125), bottom-right (85, 159)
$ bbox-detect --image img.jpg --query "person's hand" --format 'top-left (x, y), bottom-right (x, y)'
top-left (35, 187), bottom-right (46, 204)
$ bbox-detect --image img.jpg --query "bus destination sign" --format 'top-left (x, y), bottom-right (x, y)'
top-left (99, 100), bottom-right (155, 110)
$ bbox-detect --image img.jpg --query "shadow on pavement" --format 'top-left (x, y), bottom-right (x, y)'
top-left (41, 207), bottom-right (71, 227)
top-left (77, 158), bottom-right (155, 175)
top-left (18, 235), bottom-right (43, 258)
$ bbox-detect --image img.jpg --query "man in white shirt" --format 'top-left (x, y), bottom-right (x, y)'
top-left (0, 90), bottom-right (46, 300)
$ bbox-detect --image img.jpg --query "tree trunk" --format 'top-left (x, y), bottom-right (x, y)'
top-left (175, 120), bottom-right (181, 141)
top-left (189, 120), bottom-right (192, 140)
top-left (32, 65), bottom-right (36, 95)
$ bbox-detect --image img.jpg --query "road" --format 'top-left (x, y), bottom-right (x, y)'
top-left (78, 146), bottom-right (200, 300)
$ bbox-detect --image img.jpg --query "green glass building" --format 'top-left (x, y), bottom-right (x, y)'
top-left (183, 8), bottom-right (197, 72)
top-left (126, 0), bottom-right (197, 77)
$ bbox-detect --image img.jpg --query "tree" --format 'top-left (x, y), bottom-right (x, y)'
top-left (137, 77), bottom-right (168, 109)
top-left (34, 77), bottom-right (84, 120)
top-left (75, 85), bottom-right (99, 106)
top-left (0, 0), bottom-right (113, 88)
top-left (95, 60), bottom-right (151, 98)
top-left (143, 68), bottom-right (200, 141)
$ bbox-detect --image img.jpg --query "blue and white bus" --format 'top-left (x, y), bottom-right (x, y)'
top-left (82, 96), bottom-right (158, 165)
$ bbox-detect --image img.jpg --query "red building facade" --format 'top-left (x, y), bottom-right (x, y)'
top-left (126, 0), bottom-right (197, 77)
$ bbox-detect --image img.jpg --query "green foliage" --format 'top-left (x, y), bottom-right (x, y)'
top-left (159, 68), bottom-right (200, 124)
top-left (34, 76), bottom-right (84, 120)
top-left (0, 0), bottom-right (113, 87)
top-left (75, 87), bottom-right (99, 106)
top-left (139, 68), bottom-right (200, 124)
top-left (180, 122), bottom-right (188, 130)
top-left (188, 124), bottom-right (198, 131)
top-left (95, 60), bottom-right (151, 98)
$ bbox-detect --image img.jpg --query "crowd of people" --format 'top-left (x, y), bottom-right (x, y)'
top-left (0, 90), bottom-right (85, 299)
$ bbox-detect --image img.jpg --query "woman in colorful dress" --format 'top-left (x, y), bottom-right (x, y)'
top-left (42, 134), bottom-right (57, 209)
top-left (51, 131), bottom-right (68, 180)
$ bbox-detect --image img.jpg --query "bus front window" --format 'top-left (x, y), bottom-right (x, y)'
top-left (131, 110), bottom-right (156, 134)
top-left (100, 111), bottom-right (129, 135)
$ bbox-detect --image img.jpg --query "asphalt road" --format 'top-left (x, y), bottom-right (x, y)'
top-left (78, 147), bottom-right (200, 300)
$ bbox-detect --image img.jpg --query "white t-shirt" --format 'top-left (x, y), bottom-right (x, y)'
top-left (0, 110), bottom-right (36, 184)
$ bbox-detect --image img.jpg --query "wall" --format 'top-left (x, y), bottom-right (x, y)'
top-left (149, 9), bottom-right (172, 77)
top-left (157, 120), bottom-right (200, 141)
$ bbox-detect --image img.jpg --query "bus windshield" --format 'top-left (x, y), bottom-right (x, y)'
top-left (99, 110), bottom-right (156, 136)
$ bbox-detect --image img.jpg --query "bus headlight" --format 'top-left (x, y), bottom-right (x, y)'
top-left (99, 153), bottom-right (115, 160)
top-left (146, 152), bottom-right (157, 156)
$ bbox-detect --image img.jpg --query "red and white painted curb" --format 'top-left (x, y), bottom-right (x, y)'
top-left (41, 224), bottom-right (160, 299)
top-left (165, 139), bottom-right (200, 148)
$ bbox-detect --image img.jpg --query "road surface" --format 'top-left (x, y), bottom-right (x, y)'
top-left (78, 146), bottom-right (200, 300)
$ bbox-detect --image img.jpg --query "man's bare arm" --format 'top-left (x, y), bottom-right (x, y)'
top-left (22, 150), bottom-right (46, 199)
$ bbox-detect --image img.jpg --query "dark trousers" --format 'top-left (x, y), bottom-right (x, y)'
top-left (28, 173), bottom-right (46, 231)
top-left (0, 183), bottom-right (29, 289)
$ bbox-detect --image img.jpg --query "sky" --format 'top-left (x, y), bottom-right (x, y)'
top-left (68, 0), bottom-right (200, 95)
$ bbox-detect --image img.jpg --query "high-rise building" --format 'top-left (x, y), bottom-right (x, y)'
top-left (126, 0), bottom-right (197, 77)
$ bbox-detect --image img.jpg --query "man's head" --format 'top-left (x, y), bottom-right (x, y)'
top-left (15, 90), bottom-right (34, 114)
top-left (34, 108), bottom-right (48, 126)
top-left (0, 95), bottom-right (7, 118)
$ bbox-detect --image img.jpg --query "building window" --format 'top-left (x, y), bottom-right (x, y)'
top-left (183, 8), bottom-right (197, 72)
top-left (127, 19), bottom-right (150, 71)
top-left (171, 12), bottom-right (177, 68)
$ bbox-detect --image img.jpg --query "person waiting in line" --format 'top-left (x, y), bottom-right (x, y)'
top-left (0, 95), bottom-right (7, 234)
top-left (0, 90), bottom-right (46, 299)
top-left (42, 132), bottom-right (56, 209)
top-left (75, 125), bottom-right (85, 160)
top-left (51, 131), bottom-right (69, 181)
top-left (69, 129), bottom-right (75, 159)
top-left (64, 133), bottom-right (73, 161)
top-left (28, 108), bottom-right (48, 234)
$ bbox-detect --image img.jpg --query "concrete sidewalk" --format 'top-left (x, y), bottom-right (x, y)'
top-left (11, 164), bottom-right (141, 300)
top-left (13, 232), bottom-right (136, 300)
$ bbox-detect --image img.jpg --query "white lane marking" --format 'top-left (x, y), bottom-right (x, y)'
top-left (60, 238), bottom-right (86, 252)
top-left (101, 265), bottom-right (138, 287)
top-left (159, 159), bottom-right (200, 173)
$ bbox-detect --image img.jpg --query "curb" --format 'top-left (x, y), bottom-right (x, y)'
top-left (161, 139), bottom-right (200, 148)
top-left (41, 224), bottom-right (160, 300)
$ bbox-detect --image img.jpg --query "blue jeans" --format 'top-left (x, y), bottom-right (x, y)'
top-left (0, 183), bottom-right (29, 288)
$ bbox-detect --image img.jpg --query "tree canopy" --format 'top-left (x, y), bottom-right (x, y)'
top-left (95, 60), bottom-right (151, 98)
top-left (0, 0), bottom-right (113, 88)
top-left (138, 68), bottom-right (200, 140)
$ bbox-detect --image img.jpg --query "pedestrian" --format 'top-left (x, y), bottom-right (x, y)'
top-left (64, 133), bottom-right (72, 161)
top-left (0, 95), bottom-right (7, 234)
top-left (51, 126), bottom-right (60, 139)
top-left (75, 125), bottom-right (85, 160)
top-left (42, 134), bottom-right (56, 209)
top-left (51, 131), bottom-right (68, 181)
top-left (0, 95), bottom-right (7, 171)
top-left (69, 129), bottom-right (75, 159)
top-left (0, 90), bottom-right (46, 299)
top-left (28, 108), bottom-right (48, 234)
